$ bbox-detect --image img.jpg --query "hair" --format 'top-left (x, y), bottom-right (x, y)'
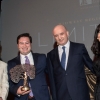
top-left (91, 24), bottom-right (100, 58)
top-left (17, 33), bottom-right (32, 44)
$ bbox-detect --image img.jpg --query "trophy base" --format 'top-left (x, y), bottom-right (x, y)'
top-left (21, 86), bottom-right (30, 91)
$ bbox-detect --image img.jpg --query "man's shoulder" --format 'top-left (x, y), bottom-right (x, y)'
top-left (47, 47), bottom-right (57, 55)
top-left (71, 41), bottom-right (84, 45)
top-left (7, 56), bottom-right (18, 63)
top-left (70, 41), bottom-right (85, 48)
top-left (32, 53), bottom-right (46, 57)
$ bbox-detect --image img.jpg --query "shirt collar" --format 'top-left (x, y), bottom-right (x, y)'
top-left (59, 40), bottom-right (70, 49)
top-left (20, 52), bottom-right (32, 58)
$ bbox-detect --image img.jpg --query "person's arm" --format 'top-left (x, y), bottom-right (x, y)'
top-left (82, 44), bottom-right (95, 74)
top-left (1, 62), bottom-right (9, 100)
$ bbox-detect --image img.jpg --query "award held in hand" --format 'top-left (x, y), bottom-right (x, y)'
top-left (10, 64), bottom-right (35, 91)
top-left (21, 71), bottom-right (30, 91)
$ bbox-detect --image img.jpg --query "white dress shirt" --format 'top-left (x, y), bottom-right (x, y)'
top-left (58, 40), bottom-right (70, 70)
top-left (20, 52), bottom-right (34, 65)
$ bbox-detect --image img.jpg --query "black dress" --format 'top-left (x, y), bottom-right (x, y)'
top-left (93, 58), bottom-right (100, 100)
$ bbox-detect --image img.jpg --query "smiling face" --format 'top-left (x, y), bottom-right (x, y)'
top-left (17, 37), bottom-right (31, 55)
top-left (53, 25), bottom-right (69, 46)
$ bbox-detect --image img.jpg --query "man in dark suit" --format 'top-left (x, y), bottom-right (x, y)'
top-left (7, 33), bottom-right (50, 100)
top-left (47, 24), bottom-right (94, 100)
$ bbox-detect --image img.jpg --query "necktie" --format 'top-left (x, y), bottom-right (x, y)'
top-left (25, 56), bottom-right (30, 64)
top-left (61, 46), bottom-right (66, 69)
top-left (25, 56), bottom-right (33, 97)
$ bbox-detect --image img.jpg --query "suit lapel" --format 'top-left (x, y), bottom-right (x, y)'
top-left (16, 55), bottom-right (21, 65)
top-left (55, 47), bottom-right (61, 63)
top-left (66, 42), bottom-right (74, 71)
top-left (28, 53), bottom-right (37, 85)
top-left (32, 53), bottom-right (38, 67)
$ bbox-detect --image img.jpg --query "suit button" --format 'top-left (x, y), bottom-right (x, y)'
top-left (66, 73), bottom-right (67, 75)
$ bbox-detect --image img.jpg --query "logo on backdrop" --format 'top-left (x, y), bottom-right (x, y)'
top-left (79, 0), bottom-right (92, 6)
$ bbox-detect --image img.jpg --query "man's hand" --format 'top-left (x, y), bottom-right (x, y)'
top-left (0, 97), bottom-right (3, 100)
top-left (17, 86), bottom-right (31, 95)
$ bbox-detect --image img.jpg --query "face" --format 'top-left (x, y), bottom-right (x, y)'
top-left (17, 37), bottom-right (31, 55)
top-left (53, 25), bottom-right (69, 46)
top-left (97, 32), bottom-right (100, 42)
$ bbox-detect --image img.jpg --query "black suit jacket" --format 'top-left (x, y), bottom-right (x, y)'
top-left (47, 42), bottom-right (94, 100)
top-left (8, 53), bottom-right (50, 100)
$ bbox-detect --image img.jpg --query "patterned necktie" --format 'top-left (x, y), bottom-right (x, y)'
top-left (25, 56), bottom-right (30, 64)
top-left (25, 56), bottom-right (33, 97)
top-left (61, 46), bottom-right (66, 69)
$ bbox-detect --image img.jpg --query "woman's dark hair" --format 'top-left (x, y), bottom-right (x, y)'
top-left (91, 24), bottom-right (100, 57)
top-left (17, 33), bottom-right (32, 44)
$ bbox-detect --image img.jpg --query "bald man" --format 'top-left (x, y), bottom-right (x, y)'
top-left (47, 24), bottom-right (94, 100)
